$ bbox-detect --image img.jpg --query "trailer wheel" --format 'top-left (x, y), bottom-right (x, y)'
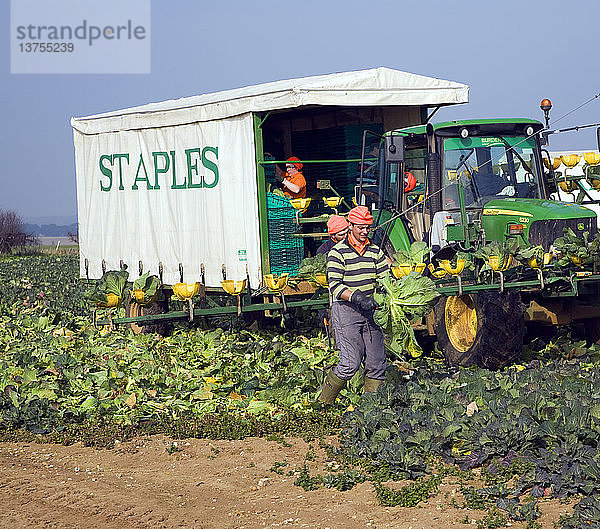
top-left (125, 295), bottom-right (171, 336)
top-left (433, 291), bottom-right (525, 369)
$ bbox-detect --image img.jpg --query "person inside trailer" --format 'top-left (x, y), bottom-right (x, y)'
top-left (275, 156), bottom-right (307, 199)
top-left (316, 215), bottom-right (349, 255)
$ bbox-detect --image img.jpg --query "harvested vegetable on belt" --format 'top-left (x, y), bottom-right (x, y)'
top-left (297, 254), bottom-right (327, 284)
top-left (84, 268), bottom-right (129, 308)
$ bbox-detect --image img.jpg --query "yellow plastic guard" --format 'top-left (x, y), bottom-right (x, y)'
top-left (314, 273), bottom-right (328, 287)
top-left (440, 259), bottom-right (466, 276)
top-left (173, 282), bottom-right (201, 301)
top-left (584, 152), bottom-right (600, 166)
top-left (527, 252), bottom-right (552, 269)
top-left (133, 289), bottom-right (146, 303)
top-left (220, 279), bottom-right (247, 295)
top-left (559, 180), bottom-right (578, 192)
top-left (263, 273), bottom-right (289, 292)
top-left (95, 292), bottom-right (120, 308)
top-left (413, 263), bottom-right (427, 274)
top-left (322, 196), bottom-right (343, 208)
top-left (561, 154), bottom-right (581, 168)
top-left (543, 157), bottom-right (562, 170)
top-left (391, 264), bottom-right (412, 278)
top-left (290, 198), bottom-right (312, 212)
top-left (570, 256), bottom-right (585, 267)
top-left (428, 263), bottom-right (447, 279)
top-left (488, 255), bottom-right (512, 272)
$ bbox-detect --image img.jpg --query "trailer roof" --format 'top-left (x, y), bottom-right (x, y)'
top-left (71, 67), bottom-right (469, 134)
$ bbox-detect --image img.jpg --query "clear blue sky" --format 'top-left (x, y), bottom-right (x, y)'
top-left (2, 0), bottom-right (599, 219)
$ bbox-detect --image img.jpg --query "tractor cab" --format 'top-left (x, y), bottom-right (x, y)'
top-left (361, 119), bottom-right (597, 258)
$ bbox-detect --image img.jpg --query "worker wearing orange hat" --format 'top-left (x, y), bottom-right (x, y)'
top-left (275, 156), bottom-right (307, 199)
top-left (316, 215), bottom-right (349, 255)
top-left (318, 205), bottom-right (389, 404)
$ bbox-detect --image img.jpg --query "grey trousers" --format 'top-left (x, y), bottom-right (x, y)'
top-left (330, 301), bottom-right (386, 381)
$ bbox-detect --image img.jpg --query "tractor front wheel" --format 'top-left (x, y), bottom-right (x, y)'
top-left (433, 291), bottom-right (525, 369)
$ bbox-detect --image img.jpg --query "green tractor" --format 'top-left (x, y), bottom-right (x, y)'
top-left (361, 117), bottom-right (600, 369)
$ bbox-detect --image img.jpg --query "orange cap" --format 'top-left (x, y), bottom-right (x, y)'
top-left (327, 215), bottom-right (349, 235)
top-left (286, 156), bottom-right (303, 170)
top-left (348, 206), bottom-right (373, 225)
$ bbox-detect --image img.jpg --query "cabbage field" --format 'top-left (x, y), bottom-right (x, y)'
top-left (2, 254), bottom-right (600, 528)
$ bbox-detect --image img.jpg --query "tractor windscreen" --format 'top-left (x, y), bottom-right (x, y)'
top-left (442, 136), bottom-right (542, 209)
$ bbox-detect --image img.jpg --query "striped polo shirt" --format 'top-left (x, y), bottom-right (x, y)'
top-left (327, 238), bottom-right (389, 300)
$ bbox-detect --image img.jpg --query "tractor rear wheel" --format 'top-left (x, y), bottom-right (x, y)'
top-left (125, 294), bottom-right (171, 336)
top-left (433, 291), bottom-right (525, 369)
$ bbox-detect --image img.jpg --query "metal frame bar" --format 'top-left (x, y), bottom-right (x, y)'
top-left (253, 113), bottom-right (271, 275)
top-left (260, 158), bottom-right (371, 164)
top-left (437, 274), bottom-right (600, 297)
top-left (98, 273), bottom-right (600, 326)
top-left (99, 297), bottom-right (330, 326)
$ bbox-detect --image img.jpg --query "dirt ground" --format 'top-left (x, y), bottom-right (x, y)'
top-left (0, 435), bottom-right (573, 529)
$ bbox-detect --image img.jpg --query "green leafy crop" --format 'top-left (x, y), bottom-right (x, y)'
top-left (297, 254), bottom-right (327, 284)
top-left (342, 359), bottom-right (600, 524)
top-left (474, 240), bottom-right (519, 266)
top-left (391, 241), bottom-right (430, 266)
top-left (84, 268), bottom-right (129, 306)
top-left (553, 227), bottom-right (600, 266)
top-left (373, 274), bottom-right (439, 359)
top-left (132, 272), bottom-right (162, 305)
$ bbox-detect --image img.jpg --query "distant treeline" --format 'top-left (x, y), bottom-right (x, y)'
top-left (24, 223), bottom-right (78, 237)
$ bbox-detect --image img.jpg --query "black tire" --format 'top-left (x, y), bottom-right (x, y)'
top-left (581, 317), bottom-right (600, 344)
top-left (433, 291), bottom-right (525, 370)
top-left (125, 294), bottom-right (171, 336)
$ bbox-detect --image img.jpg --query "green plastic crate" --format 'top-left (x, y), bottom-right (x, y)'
top-left (269, 240), bottom-right (304, 275)
top-left (266, 192), bottom-right (304, 274)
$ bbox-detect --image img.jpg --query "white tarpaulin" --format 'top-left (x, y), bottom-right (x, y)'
top-left (74, 113), bottom-right (261, 287)
top-left (72, 67), bottom-right (469, 288)
top-left (71, 67), bottom-right (469, 134)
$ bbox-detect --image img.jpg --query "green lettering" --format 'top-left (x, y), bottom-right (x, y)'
top-left (99, 154), bottom-right (113, 191)
top-left (132, 154), bottom-right (152, 190)
top-left (186, 148), bottom-right (202, 189)
top-left (113, 153), bottom-right (129, 190)
top-left (201, 146), bottom-right (219, 188)
top-left (152, 151), bottom-right (170, 190)
top-left (171, 150), bottom-right (186, 189)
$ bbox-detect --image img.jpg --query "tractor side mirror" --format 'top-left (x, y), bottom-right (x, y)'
top-left (541, 149), bottom-right (557, 194)
top-left (544, 171), bottom-right (557, 194)
top-left (597, 127), bottom-right (600, 151)
top-left (384, 135), bottom-right (404, 163)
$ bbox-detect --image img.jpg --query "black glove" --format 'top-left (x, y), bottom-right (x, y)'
top-left (351, 290), bottom-right (377, 312)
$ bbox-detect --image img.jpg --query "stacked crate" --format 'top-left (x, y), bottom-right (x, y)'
top-left (291, 124), bottom-right (384, 206)
top-left (266, 193), bottom-right (304, 275)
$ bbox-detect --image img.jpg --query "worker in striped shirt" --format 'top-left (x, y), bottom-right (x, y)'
top-left (318, 206), bottom-right (389, 403)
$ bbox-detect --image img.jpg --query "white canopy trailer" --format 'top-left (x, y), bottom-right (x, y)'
top-left (72, 67), bottom-right (469, 289)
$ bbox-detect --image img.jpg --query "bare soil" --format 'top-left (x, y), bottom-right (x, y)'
top-left (0, 436), bottom-right (573, 529)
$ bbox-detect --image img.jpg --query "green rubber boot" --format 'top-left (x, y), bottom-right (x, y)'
top-left (318, 370), bottom-right (346, 404)
top-left (363, 377), bottom-right (383, 393)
